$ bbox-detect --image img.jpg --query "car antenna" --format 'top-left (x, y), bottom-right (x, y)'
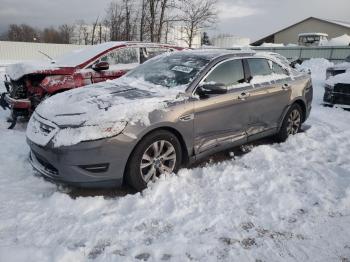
top-left (38, 50), bottom-right (56, 64)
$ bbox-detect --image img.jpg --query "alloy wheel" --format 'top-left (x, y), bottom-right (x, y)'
top-left (287, 109), bottom-right (301, 135)
top-left (140, 140), bottom-right (177, 182)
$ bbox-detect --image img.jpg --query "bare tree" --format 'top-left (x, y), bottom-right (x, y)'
top-left (7, 24), bottom-right (39, 42)
top-left (91, 17), bottom-right (99, 45)
top-left (59, 24), bottom-right (74, 44)
top-left (179, 0), bottom-right (217, 47)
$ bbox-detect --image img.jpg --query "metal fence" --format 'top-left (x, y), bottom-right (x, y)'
top-left (248, 46), bottom-right (350, 62)
top-left (0, 41), bottom-right (83, 63)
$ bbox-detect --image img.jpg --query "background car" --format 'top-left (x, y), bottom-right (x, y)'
top-left (26, 50), bottom-right (313, 191)
top-left (324, 71), bottom-right (350, 108)
top-left (326, 55), bottom-right (350, 79)
top-left (0, 42), bottom-right (183, 128)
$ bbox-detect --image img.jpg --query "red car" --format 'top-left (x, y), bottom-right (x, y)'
top-left (1, 42), bottom-right (183, 128)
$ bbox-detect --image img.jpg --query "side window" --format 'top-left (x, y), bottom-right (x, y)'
top-left (204, 60), bottom-right (245, 87)
top-left (247, 58), bottom-right (273, 76)
top-left (98, 47), bottom-right (139, 65)
top-left (140, 47), bottom-right (171, 64)
top-left (270, 61), bottom-right (288, 75)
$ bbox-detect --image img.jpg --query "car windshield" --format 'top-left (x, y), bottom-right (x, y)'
top-left (124, 52), bottom-right (210, 89)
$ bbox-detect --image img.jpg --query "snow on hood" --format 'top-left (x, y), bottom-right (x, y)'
top-left (6, 61), bottom-right (63, 80)
top-left (326, 71), bottom-right (350, 85)
top-left (329, 61), bottom-right (350, 70)
top-left (35, 78), bottom-right (183, 127)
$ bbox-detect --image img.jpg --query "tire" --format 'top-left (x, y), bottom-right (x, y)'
top-left (275, 104), bottom-right (303, 142)
top-left (125, 130), bottom-right (183, 191)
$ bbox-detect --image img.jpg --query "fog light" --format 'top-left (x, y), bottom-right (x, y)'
top-left (79, 163), bottom-right (109, 173)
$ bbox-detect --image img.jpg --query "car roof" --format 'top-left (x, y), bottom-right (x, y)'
top-left (178, 49), bottom-right (256, 60)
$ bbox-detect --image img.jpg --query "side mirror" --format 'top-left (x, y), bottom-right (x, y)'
top-left (92, 61), bottom-right (109, 71)
top-left (197, 83), bottom-right (227, 97)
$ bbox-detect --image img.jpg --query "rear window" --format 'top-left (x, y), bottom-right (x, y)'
top-left (247, 58), bottom-right (272, 76)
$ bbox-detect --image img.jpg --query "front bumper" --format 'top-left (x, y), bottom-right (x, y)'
top-left (27, 133), bottom-right (138, 188)
top-left (323, 86), bottom-right (350, 107)
top-left (2, 93), bottom-right (31, 109)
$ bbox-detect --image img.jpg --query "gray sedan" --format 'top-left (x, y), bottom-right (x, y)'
top-left (26, 50), bottom-right (313, 191)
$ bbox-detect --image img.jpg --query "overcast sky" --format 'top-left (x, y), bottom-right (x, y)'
top-left (0, 0), bottom-right (349, 42)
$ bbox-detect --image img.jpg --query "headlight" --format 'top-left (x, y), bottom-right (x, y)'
top-left (52, 121), bottom-right (127, 147)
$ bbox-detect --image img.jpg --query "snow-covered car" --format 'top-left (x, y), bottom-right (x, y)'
top-left (324, 71), bottom-right (350, 108)
top-left (26, 50), bottom-right (313, 191)
top-left (0, 42), bottom-right (183, 128)
top-left (326, 55), bottom-right (350, 79)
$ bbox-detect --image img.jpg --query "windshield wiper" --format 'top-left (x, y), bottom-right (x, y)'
top-left (38, 50), bottom-right (56, 64)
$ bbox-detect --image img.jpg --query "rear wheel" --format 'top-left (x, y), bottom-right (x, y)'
top-left (275, 104), bottom-right (303, 142)
top-left (126, 130), bottom-right (182, 191)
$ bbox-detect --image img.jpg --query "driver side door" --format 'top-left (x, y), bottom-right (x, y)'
top-left (193, 59), bottom-right (252, 154)
top-left (90, 47), bottom-right (140, 83)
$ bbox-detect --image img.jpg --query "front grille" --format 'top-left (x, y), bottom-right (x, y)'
top-left (33, 152), bottom-right (58, 175)
top-left (334, 83), bottom-right (350, 95)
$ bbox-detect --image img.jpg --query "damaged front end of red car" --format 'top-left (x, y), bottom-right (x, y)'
top-left (1, 68), bottom-right (75, 129)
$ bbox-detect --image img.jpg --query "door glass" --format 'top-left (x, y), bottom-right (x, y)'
top-left (140, 47), bottom-right (171, 63)
top-left (98, 47), bottom-right (139, 65)
top-left (271, 61), bottom-right (288, 75)
top-left (204, 60), bottom-right (245, 88)
top-left (248, 58), bottom-right (289, 85)
top-left (247, 58), bottom-right (272, 76)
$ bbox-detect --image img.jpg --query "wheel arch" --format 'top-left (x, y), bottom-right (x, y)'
top-left (123, 126), bottom-right (190, 184)
top-left (278, 98), bottom-right (307, 131)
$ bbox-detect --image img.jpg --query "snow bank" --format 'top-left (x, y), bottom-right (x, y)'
top-left (321, 34), bottom-right (350, 46)
top-left (1, 59), bottom-right (350, 261)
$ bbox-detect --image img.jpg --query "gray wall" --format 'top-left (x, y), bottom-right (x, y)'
top-left (275, 18), bottom-right (350, 45)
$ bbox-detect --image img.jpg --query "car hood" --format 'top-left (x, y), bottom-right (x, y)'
top-left (327, 62), bottom-right (350, 72)
top-left (326, 71), bottom-right (350, 86)
top-left (35, 79), bottom-right (182, 127)
top-left (6, 61), bottom-right (75, 80)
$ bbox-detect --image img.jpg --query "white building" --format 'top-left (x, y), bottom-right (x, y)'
top-left (165, 25), bottom-right (201, 48)
top-left (212, 34), bottom-right (250, 48)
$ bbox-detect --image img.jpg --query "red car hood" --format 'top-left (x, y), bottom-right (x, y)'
top-left (6, 61), bottom-right (75, 80)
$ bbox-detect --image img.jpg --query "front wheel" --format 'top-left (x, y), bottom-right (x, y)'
top-left (275, 104), bottom-right (303, 142)
top-left (125, 130), bottom-right (183, 191)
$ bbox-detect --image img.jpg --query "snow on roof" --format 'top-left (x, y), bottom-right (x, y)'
top-left (321, 18), bottom-right (350, 29)
top-left (54, 41), bottom-right (127, 67)
top-left (298, 33), bottom-right (328, 37)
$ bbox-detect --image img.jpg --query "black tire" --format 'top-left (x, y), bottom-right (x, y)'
top-left (125, 130), bottom-right (183, 191)
top-left (275, 104), bottom-right (303, 142)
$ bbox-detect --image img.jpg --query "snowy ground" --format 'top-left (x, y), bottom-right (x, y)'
top-left (0, 59), bottom-right (350, 262)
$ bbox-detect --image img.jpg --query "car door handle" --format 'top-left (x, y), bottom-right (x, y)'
top-left (238, 92), bottom-right (250, 100)
top-left (282, 83), bottom-right (291, 90)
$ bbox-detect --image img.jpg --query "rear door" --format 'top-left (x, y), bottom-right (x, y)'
top-left (193, 59), bottom-right (252, 154)
top-left (243, 58), bottom-right (292, 137)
